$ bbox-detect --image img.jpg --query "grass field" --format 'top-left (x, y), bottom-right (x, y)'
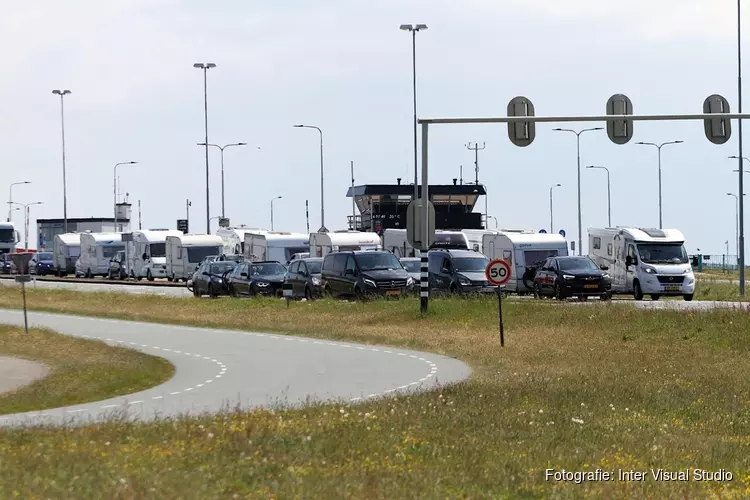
top-left (0, 288), bottom-right (749, 498)
top-left (698, 267), bottom-right (750, 280)
top-left (0, 324), bottom-right (174, 416)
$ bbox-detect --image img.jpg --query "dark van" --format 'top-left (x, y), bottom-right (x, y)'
top-left (428, 248), bottom-right (494, 294)
top-left (321, 251), bottom-right (414, 299)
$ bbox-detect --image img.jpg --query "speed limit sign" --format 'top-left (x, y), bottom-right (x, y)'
top-left (486, 259), bottom-right (511, 286)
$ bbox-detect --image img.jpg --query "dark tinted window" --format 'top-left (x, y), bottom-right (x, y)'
top-left (428, 252), bottom-right (442, 273)
top-left (558, 257), bottom-right (598, 271)
top-left (102, 245), bottom-right (125, 258)
top-left (305, 260), bottom-right (322, 274)
top-left (0, 229), bottom-right (14, 243)
top-left (210, 262), bottom-right (236, 274)
top-left (453, 256), bottom-right (489, 272)
top-left (333, 254), bottom-right (348, 273)
top-left (430, 233), bottom-right (468, 249)
top-left (37, 252), bottom-right (53, 260)
top-left (401, 260), bottom-right (421, 273)
top-left (322, 255), bottom-right (335, 271)
top-left (249, 263), bottom-right (287, 275)
top-left (149, 243), bottom-right (166, 257)
top-left (636, 243), bottom-right (688, 264)
top-left (289, 261), bottom-right (299, 274)
top-left (355, 252), bottom-right (402, 271)
top-left (187, 246), bottom-right (222, 263)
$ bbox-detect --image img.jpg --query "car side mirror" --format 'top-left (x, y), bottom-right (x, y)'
top-left (625, 256), bottom-right (633, 267)
top-left (240, 272), bottom-right (247, 277)
top-left (142, 253), bottom-right (148, 261)
top-left (600, 265), bottom-right (609, 271)
top-left (202, 271), bottom-right (209, 276)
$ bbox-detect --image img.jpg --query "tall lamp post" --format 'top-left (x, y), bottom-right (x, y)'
top-left (553, 127), bottom-right (603, 255)
top-left (8, 181), bottom-right (30, 222)
top-left (52, 89), bottom-right (71, 233)
top-left (728, 193), bottom-right (741, 262)
top-left (635, 140), bottom-right (683, 229)
top-left (270, 196), bottom-right (282, 231)
top-left (736, 0), bottom-right (746, 295)
top-left (549, 183), bottom-right (561, 233)
top-left (11, 202), bottom-right (43, 250)
top-left (399, 23), bottom-right (428, 202)
top-left (196, 142), bottom-right (250, 218)
top-left (113, 161), bottom-right (137, 232)
top-left (586, 165), bottom-right (612, 227)
top-left (293, 124), bottom-right (326, 232)
top-left (193, 62), bottom-right (217, 234)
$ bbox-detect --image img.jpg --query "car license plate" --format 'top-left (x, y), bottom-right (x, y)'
top-left (387, 290), bottom-right (400, 295)
top-left (584, 284), bottom-right (598, 289)
top-left (665, 285), bottom-right (680, 292)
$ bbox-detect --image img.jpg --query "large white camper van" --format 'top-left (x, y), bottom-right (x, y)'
top-left (382, 229), bottom-right (471, 258)
top-left (460, 229), bottom-right (496, 253)
top-left (244, 232), bottom-right (309, 264)
top-left (79, 233), bottom-right (125, 278)
top-left (217, 227), bottom-right (267, 256)
top-left (53, 233), bottom-right (81, 276)
top-left (127, 229), bottom-right (183, 280)
top-left (166, 234), bottom-right (224, 282)
top-left (309, 231), bottom-right (382, 258)
top-left (482, 231), bottom-right (568, 293)
top-left (588, 227), bottom-right (695, 301)
top-left (0, 222), bottom-right (19, 253)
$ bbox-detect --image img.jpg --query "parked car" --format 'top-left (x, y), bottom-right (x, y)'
top-left (107, 250), bottom-right (127, 280)
top-left (533, 255), bottom-right (611, 301)
top-left (287, 252), bottom-right (310, 265)
top-left (29, 251), bottom-right (55, 276)
top-left (192, 260), bottom-right (238, 298)
top-left (321, 251), bottom-right (413, 299)
top-left (0, 253), bottom-right (11, 274)
top-left (284, 257), bottom-right (323, 300)
top-left (225, 261), bottom-right (288, 297)
top-left (427, 249), bottom-right (493, 294)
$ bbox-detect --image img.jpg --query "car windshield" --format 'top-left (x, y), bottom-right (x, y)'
top-left (558, 257), bottom-right (599, 271)
top-left (401, 260), bottom-right (421, 273)
top-left (637, 243), bottom-right (688, 264)
top-left (102, 245), bottom-right (125, 258)
top-left (453, 257), bottom-right (489, 272)
top-left (149, 243), bottom-right (166, 258)
top-left (356, 253), bottom-right (403, 271)
top-left (210, 262), bottom-right (236, 275)
top-left (0, 229), bottom-right (14, 243)
top-left (249, 263), bottom-right (287, 275)
top-left (305, 260), bottom-right (322, 274)
top-left (37, 252), bottom-right (53, 260)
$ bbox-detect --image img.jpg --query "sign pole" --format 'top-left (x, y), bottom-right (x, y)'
top-left (21, 280), bottom-right (28, 335)
top-left (486, 258), bottom-right (511, 347)
top-left (497, 286), bottom-right (504, 347)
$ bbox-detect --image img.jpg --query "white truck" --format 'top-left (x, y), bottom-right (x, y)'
top-left (217, 226), bottom-right (267, 256)
top-left (482, 231), bottom-right (568, 294)
top-left (588, 227), bottom-right (695, 301)
top-left (127, 229), bottom-right (183, 281)
top-left (0, 222), bottom-right (19, 254)
top-left (382, 229), bottom-right (471, 257)
top-left (78, 233), bottom-right (126, 278)
top-left (53, 233), bottom-right (81, 276)
top-left (244, 232), bottom-right (309, 264)
top-left (165, 234), bottom-right (224, 282)
top-left (309, 231), bottom-right (382, 258)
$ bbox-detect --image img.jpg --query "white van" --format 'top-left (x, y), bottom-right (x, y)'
top-left (588, 227), bottom-right (695, 301)
top-left (53, 233), bottom-right (81, 276)
top-left (128, 229), bottom-right (183, 281)
top-left (309, 231), bottom-right (382, 258)
top-left (217, 227), bottom-right (268, 256)
top-left (79, 233), bottom-right (126, 278)
top-left (482, 231), bottom-right (568, 293)
top-left (460, 229), bottom-right (496, 253)
top-left (165, 234), bottom-right (224, 282)
top-left (244, 232), bottom-right (309, 264)
top-left (382, 229), bottom-right (471, 258)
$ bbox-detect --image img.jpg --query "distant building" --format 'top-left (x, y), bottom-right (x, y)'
top-left (37, 203), bottom-right (132, 249)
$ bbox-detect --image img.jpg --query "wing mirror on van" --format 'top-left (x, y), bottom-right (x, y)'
top-left (202, 271), bottom-right (209, 276)
top-left (142, 253), bottom-right (148, 261)
top-left (240, 272), bottom-right (248, 277)
top-left (625, 256), bottom-right (633, 267)
top-left (600, 265), bottom-right (609, 271)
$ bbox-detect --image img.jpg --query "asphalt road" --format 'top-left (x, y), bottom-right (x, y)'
top-left (0, 278), bottom-right (191, 297)
top-left (0, 310), bottom-right (472, 428)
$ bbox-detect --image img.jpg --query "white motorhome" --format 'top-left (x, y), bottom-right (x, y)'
top-left (165, 234), bottom-right (224, 281)
top-left (217, 227), bottom-right (267, 256)
top-left (588, 227), bottom-right (695, 301)
top-left (79, 233), bottom-right (125, 278)
top-left (53, 233), bottom-right (81, 276)
top-left (461, 229), bottom-right (496, 253)
top-left (127, 229), bottom-right (183, 280)
top-left (244, 232), bottom-right (309, 264)
top-left (383, 229), bottom-right (471, 258)
top-left (482, 231), bottom-right (568, 293)
top-left (0, 222), bottom-right (19, 253)
top-left (309, 231), bottom-right (382, 258)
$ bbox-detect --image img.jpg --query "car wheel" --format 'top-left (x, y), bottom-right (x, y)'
top-left (193, 286), bottom-right (201, 298)
top-left (147, 270), bottom-right (154, 281)
top-left (166, 276), bottom-right (172, 282)
top-left (651, 294), bottom-right (660, 301)
top-left (208, 284), bottom-right (217, 298)
top-left (85, 269), bottom-right (92, 279)
top-left (683, 294), bottom-right (694, 302)
top-left (305, 286), bottom-right (314, 301)
top-left (323, 285), bottom-right (333, 298)
top-left (554, 282), bottom-right (564, 301)
top-left (633, 280), bottom-right (644, 301)
top-left (449, 283), bottom-right (458, 294)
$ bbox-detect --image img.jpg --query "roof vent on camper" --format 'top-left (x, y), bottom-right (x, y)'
top-left (640, 228), bottom-right (666, 238)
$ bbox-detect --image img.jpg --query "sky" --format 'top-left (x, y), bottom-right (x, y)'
top-left (0, 0), bottom-right (747, 256)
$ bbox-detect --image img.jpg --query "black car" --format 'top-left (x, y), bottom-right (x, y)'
top-left (321, 251), bottom-right (413, 299)
top-left (0, 253), bottom-right (11, 274)
top-left (29, 251), bottom-right (55, 276)
top-left (284, 258), bottom-right (323, 300)
top-left (533, 256), bottom-right (611, 301)
top-left (192, 260), bottom-right (238, 298)
top-left (225, 261), bottom-right (287, 297)
top-left (108, 250), bottom-right (127, 280)
top-left (427, 249), bottom-right (494, 294)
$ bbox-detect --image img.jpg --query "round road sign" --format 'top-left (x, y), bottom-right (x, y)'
top-left (486, 259), bottom-right (511, 286)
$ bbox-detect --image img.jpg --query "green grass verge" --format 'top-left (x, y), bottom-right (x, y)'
top-left (0, 324), bottom-right (174, 416)
top-left (0, 288), bottom-right (749, 498)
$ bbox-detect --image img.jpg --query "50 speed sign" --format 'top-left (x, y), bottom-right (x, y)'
top-left (486, 259), bottom-right (511, 286)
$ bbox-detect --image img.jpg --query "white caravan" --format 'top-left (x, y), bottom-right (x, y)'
top-left (588, 227), bottom-right (695, 301)
top-left (309, 231), bottom-right (382, 258)
top-left (0, 222), bottom-right (19, 253)
top-left (244, 232), bottom-right (309, 264)
top-left (383, 229), bottom-right (471, 258)
top-left (79, 233), bottom-right (126, 277)
top-left (53, 233), bottom-right (81, 276)
top-left (128, 229), bottom-right (183, 280)
top-left (482, 231), bottom-right (568, 293)
top-left (217, 227), bottom-right (267, 256)
top-left (165, 234), bottom-right (224, 281)
top-left (461, 229), bottom-right (496, 253)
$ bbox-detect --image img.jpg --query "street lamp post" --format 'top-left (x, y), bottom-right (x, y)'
top-left (113, 162), bottom-right (137, 232)
top-left (549, 183), bottom-right (561, 233)
top-left (196, 142), bottom-right (249, 218)
top-left (8, 181), bottom-right (30, 222)
top-left (193, 62), bottom-right (217, 234)
top-left (635, 140), bottom-right (683, 229)
top-left (293, 125), bottom-right (326, 232)
top-left (52, 89), bottom-right (71, 233)
top-left (737, 0), bottom-right (746, 295)
top-left (270, 196), bottom-right (282, 231)
top-left (728, 193), bottom-right (740, 262)
top-left (11, 202), bottom-right (43, 250)
top-left (553, 127), bottom-right (603, 255)
top-left (586, 165), bottom-right (612, 227)
top-left (400, 23), bottom-right (428, 202)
